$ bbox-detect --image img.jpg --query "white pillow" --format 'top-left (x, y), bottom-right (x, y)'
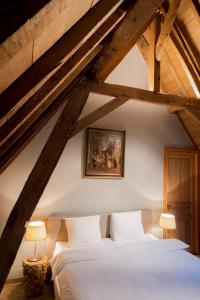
top-left (110, 210), bottom-right (145, 241)
top-left (64, 215), bottom-right (102, 248)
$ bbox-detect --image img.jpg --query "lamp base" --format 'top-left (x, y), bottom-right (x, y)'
top-left (27, 256), bottom-right (41, 262)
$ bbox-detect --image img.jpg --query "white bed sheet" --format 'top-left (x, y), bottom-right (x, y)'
top-left (51, 237), bottom-right (200, 300)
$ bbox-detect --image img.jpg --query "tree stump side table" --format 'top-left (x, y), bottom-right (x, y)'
top-left (22, 255), bottom-right (49, 297)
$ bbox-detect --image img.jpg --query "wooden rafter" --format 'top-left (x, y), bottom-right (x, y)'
top-left (0, 7), bottom-right (126, 149)
top-left (137, 32), bottom-right (188, 97)
top-left (148, 14), bottom-right (161, 92)
top-left (0, 65), bottom-right (90, 175)
top-left (177, 110), bottom-right (200, 148)
top-left (160, 5), bottom-right (200, 96)
top-left (0, 79), bottom-right (90, 291)
top-left (170, 30), bottom-right (200, 97)
top-left (89, 82), bottom-right (200, 108)
top-left (73, 96), bottom-right (130, 136)
top-left (0, 0), bottom-right (124, 124)
top-left (90, 0), bottom-right (165, 82)
top-left (156, 0), bottom-right (181, 61)
top-left (184, 107), bottom-right (200, 126)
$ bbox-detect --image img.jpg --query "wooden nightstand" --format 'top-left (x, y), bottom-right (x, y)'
top-left (22, 255), bottom-right (49, 297)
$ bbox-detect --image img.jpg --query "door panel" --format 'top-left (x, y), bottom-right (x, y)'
top-left (164, 148), bottom-right (199, 253)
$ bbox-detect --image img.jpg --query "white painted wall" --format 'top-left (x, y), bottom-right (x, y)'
top-left (0, 47), bottom-right (192, 278)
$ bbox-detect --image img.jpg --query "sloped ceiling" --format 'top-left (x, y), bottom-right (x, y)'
top-left (0, 0), bottom-right (101, 92)
top-left (138, 0), bottom-right (200, 148)
top-left (0, 0), bottom-right (199, 174)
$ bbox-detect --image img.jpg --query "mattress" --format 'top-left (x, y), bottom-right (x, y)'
top-left (51, 236), bottom-right (200, 300)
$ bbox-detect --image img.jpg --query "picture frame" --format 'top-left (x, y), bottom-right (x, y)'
top-left (84, 127), bottom-right (125, 178)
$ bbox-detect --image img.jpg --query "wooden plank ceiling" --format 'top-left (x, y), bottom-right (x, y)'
top-left (137, 0), bottom-right (200, 147)
top-left (0, 0), bottom-right (199, 174)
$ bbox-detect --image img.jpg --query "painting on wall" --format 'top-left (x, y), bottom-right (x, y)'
top-left (84, 127), bottom-right (125, 178)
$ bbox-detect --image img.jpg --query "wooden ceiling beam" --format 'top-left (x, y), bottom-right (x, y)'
top-left (0, 7), bottom-right (125, 149)
top-left (0, 47), bottom-right (101, 162)
top-left (170, 29), bottom-right (200, 97)
top-left (90, 82), bottom-right (200, 108)
top-left (190, 0), bottom-right (200, 18)
top-left (138, 32), bottom-right (188, 97)
top-left (0, 79), bottom-right (90, 291)
top-left (168, 106), bottom-right (182, 113)
top-left (148, 14), bottom-right (161, 92)
top-left (161, 5), bottom-right (200, 97)
top-left (156, 0), bottom-right (181, 61)
top-left (72, 96), bottom-right (130, 137)
top-left (176, 111), bottom-right (198, 148)
top-left (184, 107), bottom-right (200, 126)
top-left (173, 21), bottom-right (200, 79)
top-left (0, 66), bottom-right (90, 175)
top-left (0, 0), bottom-right (125, 124)
top-left (90, 0), bottom-right (165, 82)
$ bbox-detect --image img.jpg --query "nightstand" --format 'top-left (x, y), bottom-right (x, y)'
top-left (22, 255), bottom-right (49, 297)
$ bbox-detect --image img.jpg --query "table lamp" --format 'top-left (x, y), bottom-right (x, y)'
top-left (25, 221), bottom-right (46, 262)
top-left (159, 213), bottom-right (176, 239)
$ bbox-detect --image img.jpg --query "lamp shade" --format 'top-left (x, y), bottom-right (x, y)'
top-left (159, 213), bottom-right (176, 230)
top-left (25, 221), bottom-right (46, 241)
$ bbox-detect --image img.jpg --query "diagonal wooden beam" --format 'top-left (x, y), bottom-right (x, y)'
top-left (184, 107), bottom-right (200, 126)
top-left (148, 14), bottom-right (161, 92)
top-left (0, 0), bottom-right (124, 123)
top-left (170, 28), bottom-right (200, 97)
top-left (156, 0), bottom-right (181, 61)
top-left (90, 0), bottom-right (165, 82)
top-left (0, 72), bottom-right (91, 176)
top-left (89, 82), bottom-right (200, 108)
top-left (160, 5), bottom-right (200, 97)
top-left (138, 32), bottom-right (188, 97)
top-left (0, 79), bottom-right (90, 291)
top-left (72, 96), bottom-right (130, 137)
top-left (0, 7), bottom-right (126, 148)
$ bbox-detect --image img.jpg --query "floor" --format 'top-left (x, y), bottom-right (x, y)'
top-left (0, 282), bottom-right (54, 300)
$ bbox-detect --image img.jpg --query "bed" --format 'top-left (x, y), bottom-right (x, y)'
top-left (48, 212), bottom-right (200, 300)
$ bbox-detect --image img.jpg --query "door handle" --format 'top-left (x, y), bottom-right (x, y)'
top-left (167, 204), bottom-right (172, 209)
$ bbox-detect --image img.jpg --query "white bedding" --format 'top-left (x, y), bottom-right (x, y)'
top-left (51, 237), bottom-right (200, 300)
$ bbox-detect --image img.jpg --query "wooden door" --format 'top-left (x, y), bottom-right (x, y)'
top-left (164, 148), bottom-right (199, 253)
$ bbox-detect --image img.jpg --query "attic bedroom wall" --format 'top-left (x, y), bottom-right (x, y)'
top-left (0, 46), bottom-right (193, 278)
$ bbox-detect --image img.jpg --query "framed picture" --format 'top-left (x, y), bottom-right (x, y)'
top-left (84, 127), bottom-right (125, 178)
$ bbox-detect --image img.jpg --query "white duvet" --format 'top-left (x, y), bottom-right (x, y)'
top-left (51, 238), bottom-right (200, 300)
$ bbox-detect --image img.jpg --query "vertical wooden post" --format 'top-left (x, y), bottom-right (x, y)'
top-left (148, 14), bottom-right (161, 92)
top-left (0, 79), bottom-right (90, 291)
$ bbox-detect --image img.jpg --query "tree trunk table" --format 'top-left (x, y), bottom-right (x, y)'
top-left (22, 255), bottom-right (49, 297)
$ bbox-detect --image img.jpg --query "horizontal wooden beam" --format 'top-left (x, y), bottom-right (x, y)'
top-left (0, 79), bottom-right (90, 291)
top-left (90, 0), bottom-right (165, 82)
top-left (156, 0), bottom-right (181, 61)
top-left (0, 7), bottom-right (125, 149)
top-left (0, 0), bottom-right (124, 123)
top-left (89, 82), bottom-right (200, 108)
top-left (72, 96), bottom-right (130, 136)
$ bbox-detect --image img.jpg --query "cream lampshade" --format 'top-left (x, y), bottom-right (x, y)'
top-left (159, 213), bottom-right (176, 239)
top-left (159, 213), bottom-right (176, 229)
top-left (25, 221), bottom-right (46, 262)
